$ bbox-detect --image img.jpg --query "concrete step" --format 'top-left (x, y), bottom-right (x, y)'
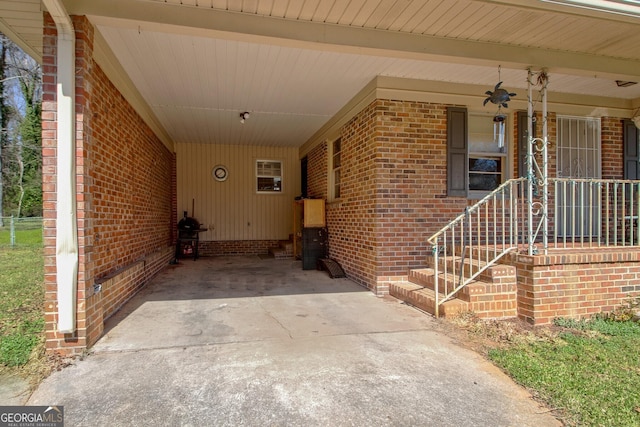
top-left (389, 281), bottom-right (468, 318)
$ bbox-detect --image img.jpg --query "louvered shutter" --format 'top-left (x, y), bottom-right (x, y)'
top-left (624, 119), bottom-right (639, 179)
top-left (447, 107), bottom-right (468, 197)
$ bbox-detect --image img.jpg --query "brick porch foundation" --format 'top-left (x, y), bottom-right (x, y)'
top-left (509, 248), bottom-right (640, 325)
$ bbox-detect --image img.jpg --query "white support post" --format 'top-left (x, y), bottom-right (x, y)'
top-left (526, 69), bottom-right (550, 256)
top-left (541, 72), bottom-right (549, 255)
top-left (527, 70), bottom-right (534, 255)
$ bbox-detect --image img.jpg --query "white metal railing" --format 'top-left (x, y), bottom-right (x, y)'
top-left (551, 179), bottom-right (640, 248)
top-left (427, 178), bottom-right (527, 316)
top-left (427, 178), bottom-right (640, 316)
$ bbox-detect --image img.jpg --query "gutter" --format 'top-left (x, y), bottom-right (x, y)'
top-left (42, 0), bottom-right (78, 334)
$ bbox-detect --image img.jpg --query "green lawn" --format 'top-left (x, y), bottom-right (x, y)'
top-left (0, 225), bottom-right (43, 246)
top-left (0, 244), bottom-right (44, 367)
top-left (489, 316), bottom-right (640, 426)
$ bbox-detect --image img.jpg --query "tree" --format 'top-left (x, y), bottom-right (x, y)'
top-left (0, 35), bottom-right (7, 226)
top-left (0, 34), bottom-right (42, 219)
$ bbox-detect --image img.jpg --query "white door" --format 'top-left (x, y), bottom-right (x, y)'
top-left (556, 116), bottom-right (601, 238)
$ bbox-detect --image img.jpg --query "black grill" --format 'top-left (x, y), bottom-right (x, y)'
top-left (175, 211), bottom-right (205, 261)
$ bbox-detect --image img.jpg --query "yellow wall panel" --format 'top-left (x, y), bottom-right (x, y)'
top-left (176, 143), bottom-right (300, 241)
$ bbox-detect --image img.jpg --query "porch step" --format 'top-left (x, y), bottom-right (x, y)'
top-left (389, 281), bottom-right (468, 318)
top-left (402, 266), bottom-right (518, 319)
top-left (268, 239), bottom-right (294, 260)
top-left (425, 255), bottom-right (516, 283)
top-left (429, 245), bottom-right (515, 264)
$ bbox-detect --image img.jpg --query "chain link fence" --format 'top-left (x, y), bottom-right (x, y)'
top-left (0, 216), bottom-right (43, 247)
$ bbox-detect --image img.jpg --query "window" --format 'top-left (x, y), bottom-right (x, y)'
top-left (447, 107), bottom-right (509, 197)
top-left (468, 112), bottom-right (508, 194)
top-left (331, 138), bottom-right (342, 200)
top-left (256, 160), bottom-right (282, 193)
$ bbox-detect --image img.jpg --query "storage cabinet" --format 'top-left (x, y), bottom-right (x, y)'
top-left (302, 227), bottom-right (328, 270)
top-left (293, 199), bottom-right (326, 268)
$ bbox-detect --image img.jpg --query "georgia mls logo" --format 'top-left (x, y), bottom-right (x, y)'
top-left (0, 405), bottom-right (64, 427)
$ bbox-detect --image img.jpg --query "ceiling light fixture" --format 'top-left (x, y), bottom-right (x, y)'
top-left (616, 80), bottom-right (638, 88)
top-left (240, 111), bottom-right (250, 124)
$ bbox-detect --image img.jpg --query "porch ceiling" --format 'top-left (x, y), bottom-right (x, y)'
top-left (2, 0), bottom-right (640, 147)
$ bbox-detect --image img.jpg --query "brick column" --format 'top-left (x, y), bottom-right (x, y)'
top-left (42, 14), bottom-right (99, 355)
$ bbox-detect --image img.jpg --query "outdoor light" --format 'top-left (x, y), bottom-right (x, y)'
top-left (240, 111), bottom-right (250, 123)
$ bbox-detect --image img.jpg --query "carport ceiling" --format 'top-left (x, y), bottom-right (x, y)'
top-left (3, 0), bottom-right (640, 147)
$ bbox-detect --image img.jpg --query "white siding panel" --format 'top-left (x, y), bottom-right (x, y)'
top-left (177, 143), bottom-right (300, 241)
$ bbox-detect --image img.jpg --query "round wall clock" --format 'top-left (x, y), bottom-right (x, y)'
top-left (212, 165), bottom-right (228, 182)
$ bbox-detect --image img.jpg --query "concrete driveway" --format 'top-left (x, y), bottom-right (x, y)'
top-left (28, 256), bottom-right (559, 426)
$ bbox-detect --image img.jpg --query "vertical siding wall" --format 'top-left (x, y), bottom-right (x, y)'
top-left (176, 143), bottom-right (300, 244)
top-left (42, 15), bottom-right (175, 355)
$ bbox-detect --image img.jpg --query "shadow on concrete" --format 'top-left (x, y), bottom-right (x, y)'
top-left (100, 255), bottom-right (367, 341)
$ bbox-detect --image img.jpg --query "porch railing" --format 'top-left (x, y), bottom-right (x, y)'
top-left (428, 178), bottom-right (527, 316)
top-left (427, 178), bottom-right (640, 316)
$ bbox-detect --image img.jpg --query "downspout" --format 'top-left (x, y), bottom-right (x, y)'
top-left (42, 0), bottom-right (77, 334)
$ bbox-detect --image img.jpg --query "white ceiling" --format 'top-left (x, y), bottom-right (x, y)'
top-left (97, 23), bottom-right (640, 147)
top-left (1, 0), bottom-right (640, 148)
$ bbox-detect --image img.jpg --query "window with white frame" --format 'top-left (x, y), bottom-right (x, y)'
top-left (447, 107), bottom-right (510, 198)
top-left (331, 138), bottom-right (342, 200)
top-left (468, 112), bottom-right (509, 194)
top-left (256, 160), bottom-right (282, 193)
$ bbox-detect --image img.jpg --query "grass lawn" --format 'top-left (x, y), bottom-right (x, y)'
top-left (449, 307), bottom-right (640, 427)
top-left (0, 225), bottom-right (43, 246)
top-left (0, 236), bottom-right (45, 371)
top-left (490, 318), bottom-right (640, 426)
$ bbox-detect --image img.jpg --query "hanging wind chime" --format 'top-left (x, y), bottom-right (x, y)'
top-left (483, 66), bottom-right (516, 151)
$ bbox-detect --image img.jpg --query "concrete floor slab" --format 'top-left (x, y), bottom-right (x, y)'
top-left (28, 256), bottom-right (560, 426)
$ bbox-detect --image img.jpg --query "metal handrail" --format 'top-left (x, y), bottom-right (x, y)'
top-left (427, 177), bottom-right (640, 316)
top-left (428, 178), bottom-right (526, 316)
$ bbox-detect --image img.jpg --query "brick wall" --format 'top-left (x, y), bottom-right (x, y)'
top-left (306, 141), bottom-right (328, 200)
top-left (602, 117), bottom-right (624, 179)
top-left (42, 15), bottom-right (175, 355)
top-left (308, 100), bottom-right (474, 292)
top-left (510, 250), bottom-right (640, 325)
top-left (198, 240), bottom-right (282, 256)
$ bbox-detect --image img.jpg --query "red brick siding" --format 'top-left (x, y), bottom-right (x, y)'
top-left (90, 67), bottom-right (173, 275)
top-left (602, 117), bottom-right (623, 179)
top-left (43, 15), bottom-right (175, 355)
top-left (510, 250), bottom-right (640, 325)
top-left (198, 240), bottom-right (282, 256)
top-left (306, 142), bottom-right (327, 200)
top-left (317, 100), bottom-right (475, 292)
top-left (324, 102), bottom-right (379, 289)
